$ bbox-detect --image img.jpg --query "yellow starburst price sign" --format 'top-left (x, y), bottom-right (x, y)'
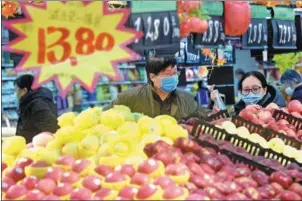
top-left (3, 1), bottom-right (142, 97)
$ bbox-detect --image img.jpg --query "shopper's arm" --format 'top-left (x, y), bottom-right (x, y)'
top-left (31, 102), bottom-right (59, 133)
top-left (103, 92), bottom-right (132, 111)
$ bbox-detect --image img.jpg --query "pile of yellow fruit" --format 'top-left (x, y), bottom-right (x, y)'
top-left (2, 105), bottom-right (189, 170)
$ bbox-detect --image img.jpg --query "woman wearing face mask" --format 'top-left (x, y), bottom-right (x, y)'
top-left (234, 71), bottom-right (286, 114)
top-left (105, 57), bottom-right (209, 120)
top-left (281, 70), bottom-right (302, 103)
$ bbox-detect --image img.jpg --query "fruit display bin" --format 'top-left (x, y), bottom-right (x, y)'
top-left (273, 109), bottom-right (302, 131)
top-left (208, 110), bottom-right (230, 122)
top-left (232, 116), bottom-right (302, 150)
top-left (195, 138), bottom-right (277, 175)
top-left (191, 119), bottom-right (302, 168)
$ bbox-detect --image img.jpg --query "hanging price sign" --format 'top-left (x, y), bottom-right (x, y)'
top-left (3, 1), bottom-right (142, 97)
top-left (272, 7), bottom-right (297, 49)
top-left (129, 1), bottom-right (180, 56)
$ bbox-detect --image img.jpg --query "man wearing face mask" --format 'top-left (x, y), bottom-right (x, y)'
top-left (106, 57), bottom-right (209, 120)
top-left (281, 70), bottom-right (302, 103)
top-left (14, 74), bottom-right (59, 143)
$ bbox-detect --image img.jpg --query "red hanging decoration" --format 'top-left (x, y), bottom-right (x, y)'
top-left (225, 1), bottom-right (251, 37)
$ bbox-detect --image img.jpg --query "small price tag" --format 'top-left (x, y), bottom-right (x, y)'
top-left (272, 19), bottom-right (297, 49)
top-left (242, 19), bottom-right (268, 49)
top-left (194, 16), bottom-right (225, 48)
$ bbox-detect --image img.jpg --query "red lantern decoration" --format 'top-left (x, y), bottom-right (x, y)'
top-left (225, 1), bottom-right (251, 36)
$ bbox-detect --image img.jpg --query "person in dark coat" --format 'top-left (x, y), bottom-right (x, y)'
top-left (14, 74), bottom-right (59, 143)
top-left (281, 70), bottom-right (302, 103)
top-left (210, 71), bottom-right (286, 115)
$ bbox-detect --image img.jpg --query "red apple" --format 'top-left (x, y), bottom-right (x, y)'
top-left (258, 184), bottom-right (276, 199)
top-left (95, 188), bottom-right (116, 199)
top-left (44, 167), bottom-right (63, 182)
top-left (270, 171), bottom-right (293, 189)
top-left (138, 159), bottom-right (160, 174)
top-left (289, 183), bottom-right (302, 197)
top-left (288, 100), bottom-right (302, 113)
top-left (2, 162), bottom-right (8, 172)
top-left (115, 196), bottom-right (130, 200)
top-left (187, 162), bottom-right (204, 176)
top-left (53, 183), bottom-right (73, 197)
top-left (5, 184), bottom-right (28, 200)
top-left (251, 170), bottom-right (269, 186)
top-left (55, 155), bottom-right (75, 168)
top-left (36, 178), bottom-right (56, 194)
top-left (154, 176), bottom-right (175, 189)
top-left (152, 152), bottom-right (175, 166)
top-left (235, 176), bottom-right (258, 188)
top-left (15, 157), bottom-right (33, 169)
top-left (60, 171), bottom-right (81, 184)
top-left (2, 177), bottom-right (16, 193)
top-left (186, 193), bottom-right (210, 200)
top-left (105, 172), bottom-right (127, 183)
top-left (21, 176), bottom-right (39, 190)
top-left (118, 186), bottom-right (138, 199)
top-left (163, 185), bottom-right (185, 199)
top-left (144, 141), bottom-right (172, 157)
top-left (43, 194), bottom-right (61, 200)
top-left (174, 137), bottom-right (197, 153)
top-left (201, 155), bottom-right (222, 172)
top-left (216, 154), bottom-right (234, 166)
top-left (115, 164), bottom-right (136, 177)
top-left (136, 184), bottom-right (159, 200)
top-left (189, 173), bottom-right (214, 188)
top-left (215, 181), bottom-right (242, 195)
top-left (6, 166), bottom-right (26, 182)
top-left (72, 159), bottom-right (91, 174)
top-left (204, 187), bottom-right (224, 200)
top-left (279, 190), bottom-right (302, 200)
top-left (31, 161), bottom-right (50, 168)
top-left (183, 153), bottom-right (200, 163)
top-left (271, 182), bottom-right (285, 195)
top-left (243, 187), bottom-right (262, 200)
top-left (82, 175), bottom-right (102, 192)
top-left (24, 189), bottom-right (45, 200)
top-left (165, 163), bottom-right (188, 176)
top-left (131, 173), bottom-right (151, 186)
top-left (234, 164), bottom-right (251, 177)
top-left (226, 192), bottom-right (249, 200)
top-left (94, 165), bottom-right (114, 177)
top-left (70, 188), bottom-right (92, 200)
top-left (199, 163), bottom-right (216, 175)
top-left (182, 182), bottom-right (197, 192)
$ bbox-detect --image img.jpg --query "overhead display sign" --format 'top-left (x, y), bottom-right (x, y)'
top-left (129, 1), bottom-right (180, 55)
top-left (194, 0), bottom-right (225, 48)
top-left (3, 1), bottom-right (142, 97)
top-left (272, 7), bottom-right (297, 49)
top-left (242, 5), bottom-right (269, 49)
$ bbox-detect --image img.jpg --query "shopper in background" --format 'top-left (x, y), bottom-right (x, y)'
top-left (106, 57), bottom-right (210, 120)
top-left (211, 71), bottom-right (286, 115)
top-left (14, 74), bottom-right (59, 143)
top-left (235, 68), bottom-right (245, 81)
top-left (281, 69), bottom-right (302, 102)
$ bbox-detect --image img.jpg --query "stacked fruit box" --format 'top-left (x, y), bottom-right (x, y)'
top-left (2, 105), bottom-right (302, 200)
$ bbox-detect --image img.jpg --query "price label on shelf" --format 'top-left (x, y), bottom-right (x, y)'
top-left (194, 16), bottom-right (225, 48)
top-left (242, 19), bottom-right (268, 49)
top-left (130, 1), bottom-right (180, 55)
top-left (272, 20), bottom-right (297, 49)
top-left (3, 1), bottom-right (142, 97)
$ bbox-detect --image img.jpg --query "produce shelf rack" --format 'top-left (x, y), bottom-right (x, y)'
top-left (232, 116), bottom-right (302, 150)
top-left (191, 119), bottom-right (302, 168)
top-left (273, 109), bottom-right (302, 131)
top-left (208, 110), bottom-right (230, 122)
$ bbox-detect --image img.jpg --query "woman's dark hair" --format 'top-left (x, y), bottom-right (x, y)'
top-left (238, 71), bottom-right (268, 91)
top-left (14, 74), bottom-right (34, 91)
top-left (146, 57), bottom-right (177, 84)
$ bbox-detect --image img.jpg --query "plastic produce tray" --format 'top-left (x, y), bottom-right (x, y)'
top-left (273, 109), bottom-right (302, 131)
top-left (208, 110), bottom-right (230, 122)
top-left (191, 120), bottom-right (302, 168)
top-left (232, 116), bottom-right (302, 150)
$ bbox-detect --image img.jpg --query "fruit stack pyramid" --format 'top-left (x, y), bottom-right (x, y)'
top-left (2, 105), bottom-right (302, 200)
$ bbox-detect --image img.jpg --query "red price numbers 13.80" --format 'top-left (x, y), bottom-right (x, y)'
top-left (37, 27), bottom-right (115, 65)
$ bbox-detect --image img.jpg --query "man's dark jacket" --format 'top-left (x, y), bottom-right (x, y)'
top-left (292, 85), bottom-right (302, 103)
top-left (16, 87), bottom-right (59, 143)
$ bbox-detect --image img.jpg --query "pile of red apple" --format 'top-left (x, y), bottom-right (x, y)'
top-left (239, 102), bottom-right (302, 141)
top-left (144, 138), bottom-right (302, 200)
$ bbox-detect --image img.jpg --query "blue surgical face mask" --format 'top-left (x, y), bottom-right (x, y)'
top-left (160, 75), bottom-right (179, 93)
top-left (285, 87), bottom-right (294, 96)
top-left (241, 92), bottom-right (264, 105)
